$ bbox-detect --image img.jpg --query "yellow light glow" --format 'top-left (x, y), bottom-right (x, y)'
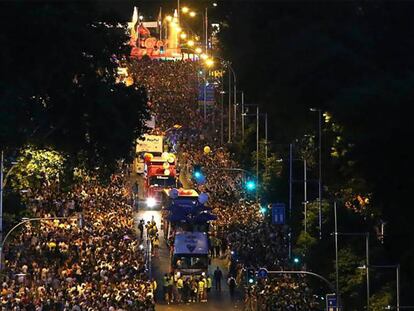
top-left (205, 58), bottom-right (214, 67)
top-left (187, 40), bottom-right (194, 46)
top-left (180, 33), bottom-right (187, 39)
top-left (166, 15), bottom-right (173, 22)
top-left (181, 7), bottom-right (189, 13)
top-left (195, 36), bottom-right (200, 41)
top-left (189, 11), bottom-right (196, 17)
top-left (200, 53), bottom-right (208, 60)
top-left (195, 47), bottom-right (202, 54)
top-left (176, 26), bottom-right (182, 32)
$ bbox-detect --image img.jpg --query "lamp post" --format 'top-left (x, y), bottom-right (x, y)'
top-left (359, 265), bottom-right (400, 311)
top-left (310, 108), bottom-right (322, 239)
top-left (0, 151), bottom-right (19, 257)
top-left (211, 56), bottom-right (237, 143)
top-left (0, 216), bottom-right (78, 270)
top-left (334, 202), bottom-right (370, 311)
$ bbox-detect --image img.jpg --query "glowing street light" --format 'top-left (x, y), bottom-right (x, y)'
top-left (139, 15), bottom-right (144, 21)
top-left (180, 33), bottom-right (187, 39)
top-left (181, 6), bottom-right (189, 13)
top-left (166, 15), bottom-right (173, 22)
top-left (200, 53), bottom-right (208, 60)
top-left (189, 11), bottom-right (196, 17)
top-left (146, 197), bottom-right (157, 208)
top-left (195, 47), bottom-right (202, 54)
top-left (187, 40), bottom-right (195, 47)
top-left (213, 2), bottom-right (218, 7)
top-left (205, 58), bottom-right (214, 67)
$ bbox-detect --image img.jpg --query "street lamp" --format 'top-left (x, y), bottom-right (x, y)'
top-left (0, 151), bottom-right (19, 255)
top-left (211, 56), bottom-right (237, 144)
top-left (366, 265), bottom-right (400, 311)
top-left (334, 201), bottom-right (370, 311)
top-left (310, 107), bottom-right (322, 239)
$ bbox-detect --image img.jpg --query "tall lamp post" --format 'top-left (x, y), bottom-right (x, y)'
top-left (211, 56), bottom-right (237, 143)
top-left (310, 108), bottom-right (322, 239)
top-left (242, 105), bottom-right (269, 202)
top-left (368, 265), bottom-right (400, 311)
top-left (0, 151), bottom-right (19, 255)
top-left (334, 202), bottom-right (370, 311)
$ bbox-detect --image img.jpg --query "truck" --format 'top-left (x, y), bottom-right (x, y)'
top-left (172, 231), bottom-right (209, 275)
top-left (160, 188), bottom-right (216, 275)
top-left (134, 134), bottom-right (164, 174)
top-left (144, 155), bottom-right (177, 204)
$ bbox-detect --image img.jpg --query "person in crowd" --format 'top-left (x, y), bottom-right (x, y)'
top-left (176, 276), bottom-right (183, 303)
top-left (214, 266), bottom-right (223, 291)
top-left (228, 274), bottom-right (237, 300)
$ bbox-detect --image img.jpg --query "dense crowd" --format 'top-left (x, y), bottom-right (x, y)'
top-left (244, 276), bottom-right (320, 311)
top-left (227, 222), bottom-right (289, 270)
top-left (128, 57), bottom-right (205, 131)
top-left (2, 173), bottom-right (155, 310)
top-left (144, 60), bottom-right (317, 310)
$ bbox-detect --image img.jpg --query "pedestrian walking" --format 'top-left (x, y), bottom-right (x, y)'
top-left (227, 275), bottom-right (237, 300)
top-left (183, 278), bottom-right (191, 303)
top-left (215, 237), bottom-right (222, 258)
top-left (162, 273), bottom-right (170, 304)
top-left (168, 272), bottom-right (175, 303)
top-left (190, 278), bottom-right (198, 302)
top-left (214, 266), bottom-right (222, 291)
top-left (206, 274), bottom-right (212, 294)
top-left (152, 234), bottom-right (160, 257)
top-left (138, 219), bottom-right (144, 240)
top-left (176, 276), bottom-right (183, 303)
top-left (197, 277), bottom-right (205, 302)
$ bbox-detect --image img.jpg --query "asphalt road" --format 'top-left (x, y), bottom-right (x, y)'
top-left (131, 170), bottom-right (243, 311)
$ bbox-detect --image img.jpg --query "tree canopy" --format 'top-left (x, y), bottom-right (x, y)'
top-left (0, 2), bottom-right (149, 177)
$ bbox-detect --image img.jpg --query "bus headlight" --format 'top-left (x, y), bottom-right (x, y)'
top-left (146, 197), bottom-right (157, 208)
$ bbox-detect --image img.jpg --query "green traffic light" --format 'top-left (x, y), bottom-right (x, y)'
top-left (293, 257), bottom-right (300, 264)
top-left (246, 180), bottom-right (256, 191)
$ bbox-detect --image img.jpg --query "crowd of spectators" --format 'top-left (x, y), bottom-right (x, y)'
top-left (128, 57), bottom-right (205, 131)
top-left (2, 173), bottom-right (155, 310)
top-left (244, 276), bottom-right (320, 310)
top-left (126, 55), bottom-right (324, 310)
top-left (227, 222), bottom-right (289, 270)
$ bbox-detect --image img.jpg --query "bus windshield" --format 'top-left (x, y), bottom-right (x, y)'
top-left (173, 255), bottom-right (208, 269)
top-left (149, 176), bottom-right (176, 187)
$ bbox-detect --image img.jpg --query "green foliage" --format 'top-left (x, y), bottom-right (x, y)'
top-left (370, 284), bottom-right (393, 311)
top-left (0, 2), bottom-right (149, 178)
top-left (295, 135), bottom-right (317, 168)
top-left (304, 200), bottom-right (331, 235)
top-left (10, 146), bottom-right (65, 191)
top-left (330, 248), bottom-right (365, 298)
top-left (294, 231), bottom-right (317, 257)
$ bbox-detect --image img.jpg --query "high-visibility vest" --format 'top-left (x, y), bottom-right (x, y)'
top-left (198, 281), bottom-right (205, 291)
top-left (177, 279), bottom-right (184, 289)
top-left (207, 277), bottom-right (212, 289)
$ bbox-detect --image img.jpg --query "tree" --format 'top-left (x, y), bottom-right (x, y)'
top-left (0, 2), bottom-right (149, 179)
top-left (10, 146), bottom-right (64, 191)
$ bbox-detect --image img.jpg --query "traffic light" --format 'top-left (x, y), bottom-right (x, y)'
top-left (193, 165), bottom-right (203, 178)
top-left (246, 268), bottom-right (256, 285)
top-left (193, 165), bottom-right (206, 184)
top-left (245, 180), bottom-right (256, 191)
top-left (293, 256), bottom-right (300, 264)
top-left (260, 206), bottom-right (268, 215)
